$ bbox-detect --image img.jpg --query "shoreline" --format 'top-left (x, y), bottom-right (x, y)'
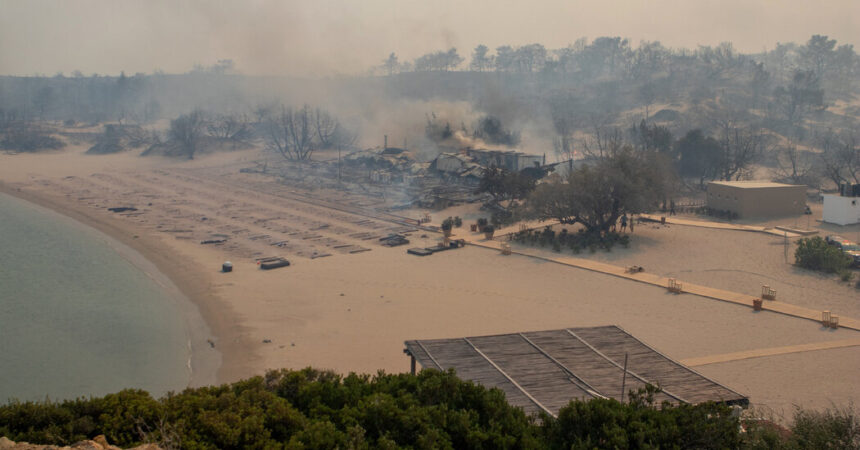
top-left (0, 182), bottom-right (256, 388)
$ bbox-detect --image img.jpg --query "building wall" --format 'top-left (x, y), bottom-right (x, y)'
top-left (707, 183), bottom-right (806, 218)
top-left (435, 154), bottom-right (466, 173)
top-left (464, 149), bottom-right (542, 172)
top-left (517, 154), bottom-right (543, 171)
top-left (823, 194), bottom-right (860, 225)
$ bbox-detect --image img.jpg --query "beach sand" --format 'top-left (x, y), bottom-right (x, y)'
top-left (1, 144), bottom-right (858, 417)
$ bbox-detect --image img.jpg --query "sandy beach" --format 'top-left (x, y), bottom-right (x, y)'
top-left (2, 145), bottom-right (858, 420)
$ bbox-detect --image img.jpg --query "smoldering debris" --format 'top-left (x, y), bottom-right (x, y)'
top-left (243, 138), bottom-right (557, 213)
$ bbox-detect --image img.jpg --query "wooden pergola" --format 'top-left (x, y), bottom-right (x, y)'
top-left (404, 325), bottom-right (748, 416)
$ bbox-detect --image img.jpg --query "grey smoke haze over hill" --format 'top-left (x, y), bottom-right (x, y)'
top-left (1, 0), bottom-right (858, 76)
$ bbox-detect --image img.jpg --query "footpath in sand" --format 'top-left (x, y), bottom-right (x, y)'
top-left (679, 337), bottom-right (860, 367)
top-left (457, 233), bottom-right (860, 331)
top-left (638, 214), bottom-right (815, 238)
top-left (449, 221), bottom-right (860, 337)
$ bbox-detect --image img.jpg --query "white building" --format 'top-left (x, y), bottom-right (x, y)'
top-left (823, 193), bottom-right (860, 225)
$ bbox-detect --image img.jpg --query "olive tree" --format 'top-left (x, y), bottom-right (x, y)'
top-left (167, 109), bottom-right (205, 159)
top-left (524, 147), bottom-right (668, 233)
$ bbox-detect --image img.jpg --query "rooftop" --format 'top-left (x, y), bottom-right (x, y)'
top-left (708, 181), bottom-right (805, 189)
top-left (404, 325), bottom-right (748, 417)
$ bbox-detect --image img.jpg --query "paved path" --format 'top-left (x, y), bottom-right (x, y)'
top-left (449, 229), bottom-right (860, 332)
top-left (489, 215), bottom-right (810, 240)
top-left (680, 338), bottom-right (860, 367)
top-left (638, 214), bottom-right (810, 238)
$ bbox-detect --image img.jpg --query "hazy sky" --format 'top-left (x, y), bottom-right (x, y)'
top-left (1, 0), bottom-right (858, 76)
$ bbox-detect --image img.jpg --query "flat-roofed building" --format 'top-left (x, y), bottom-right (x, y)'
top-left (823, 184), bottom-right (860, 225)
top-left (707, 181), bottom-right (806, 218)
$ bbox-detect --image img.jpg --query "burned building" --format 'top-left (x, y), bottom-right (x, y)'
top-left (431, 148), bottom-right (545, 185)
top-left (463, 148), bottom-right (544, 172)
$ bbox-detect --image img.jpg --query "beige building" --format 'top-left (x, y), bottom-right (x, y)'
top-left (707, 181), bottom-right (806, 218)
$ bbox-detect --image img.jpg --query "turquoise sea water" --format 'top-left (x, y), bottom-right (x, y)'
top-left (0, 193), bottom-right (190, 402)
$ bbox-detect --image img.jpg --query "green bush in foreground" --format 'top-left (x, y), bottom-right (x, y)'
top-left (0, 369), bottom-right (537, 449)
top-left (795, 237), bottom-right (853, 274)
top-left (0, 369), bottom-right (857, 449)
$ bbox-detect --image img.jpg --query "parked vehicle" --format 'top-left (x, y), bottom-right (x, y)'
top-left (825, 235), bottom-right (850, 249)
top-left (841, 243), bottom-right (860, 267)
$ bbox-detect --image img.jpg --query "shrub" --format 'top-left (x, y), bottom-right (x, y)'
top-left (1, 124), bottom-right (65, 152)
top-left (785, 405), bottom-right (860, 449)
top-left (512, 228), bottom-right (632, 254)
top-left (453, 216), bottom-right (462, 227)
top-left (7, 370), bottom-right (857, 449)
top-left (795, 237), bottom-right (853, 274)
top-left (542, 386), bottom-right (741, 449)
top-left (0, 369), bottom-right (539, 449)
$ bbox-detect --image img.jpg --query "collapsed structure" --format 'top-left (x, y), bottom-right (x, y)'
top-left (242, 141), bottom-right (554, 211)
top-left (336, 145), bottom-right (551, 208)
top-left (432, 148), bottom-right (545, 185)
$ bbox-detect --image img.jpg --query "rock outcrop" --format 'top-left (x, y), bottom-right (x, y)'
top-left (0, 436), bottom-right (161, 450)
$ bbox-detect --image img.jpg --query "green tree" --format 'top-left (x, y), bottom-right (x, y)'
top-left (802, 34), bottom-right (837, 78)
top-left (524, 147), bottom-right (666, 233)
top-left (541, 386), bottom-right (741, 449)
top-left (676, 129), bottom-right (721, 187)
top-left (795, 236), bottom-right (852, 273)
top-left (774, 70), bottom-right (825, 126)
top-left (470, 45), bottom-right (493, 72)
top-left (477, 166), bottom-right (537, 209)
top-left (382, 52), bottom-right (399, 76)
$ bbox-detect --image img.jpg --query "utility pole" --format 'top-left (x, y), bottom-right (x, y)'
top-left (620, 353), bottom-right (628, 403)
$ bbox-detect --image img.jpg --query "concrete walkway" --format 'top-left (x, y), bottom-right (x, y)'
top-left (680, 338), bottom-right (860, 367)
top-left (448, 229), bottom-right (860, 332)
top-left (486, 214), bottom-right (809, 240)
top-left (638, 214), bottom-right (810, 238)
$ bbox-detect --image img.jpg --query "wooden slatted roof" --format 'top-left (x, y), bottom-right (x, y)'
top-left (404, 325), bottom-right (748, 416)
